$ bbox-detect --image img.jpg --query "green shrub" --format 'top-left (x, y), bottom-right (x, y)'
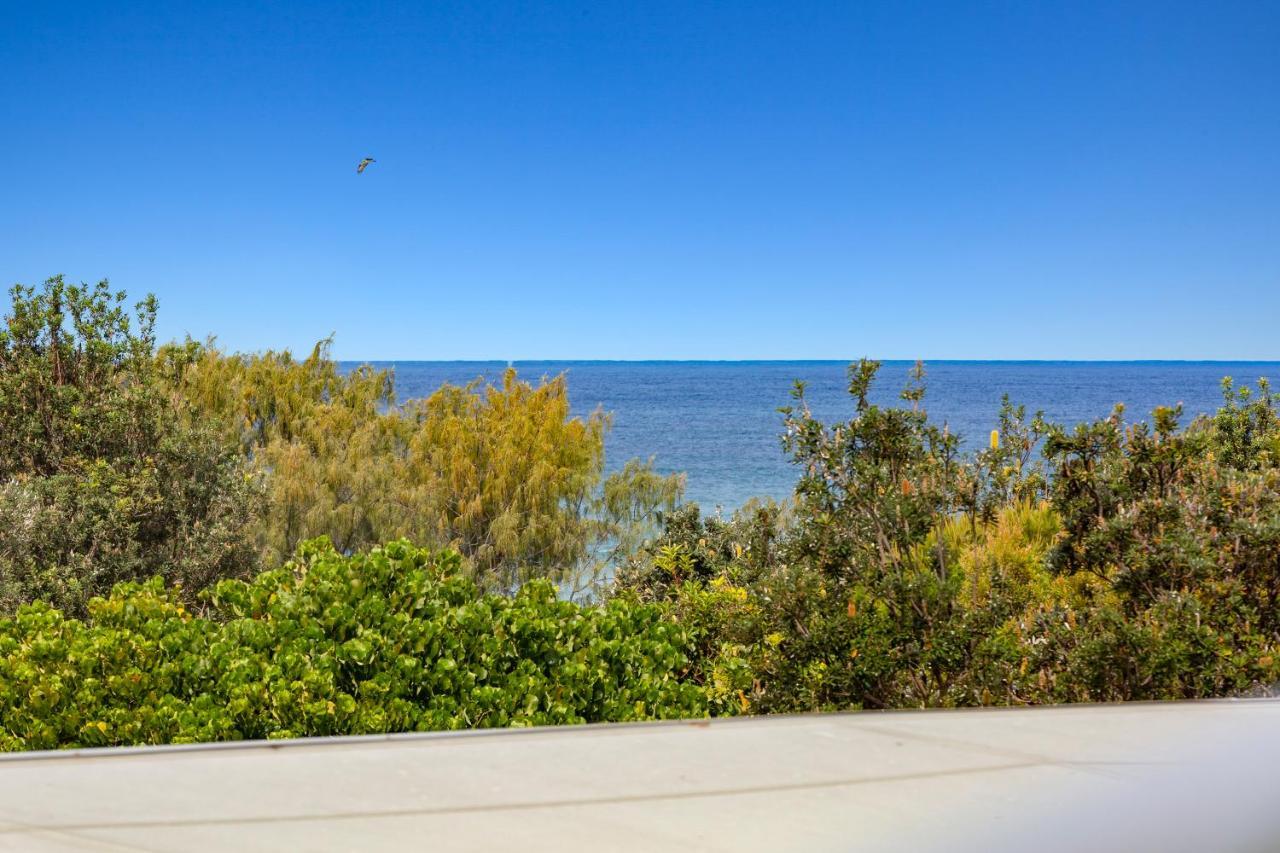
top-left (616, 362), bottom-right (1280, 712)
top-left (0, 278), bottom-right (261, 615)
top-left (1023, 378), bottom-right (1280, 701)
top-left (0, 539), bottom-right (706, 751)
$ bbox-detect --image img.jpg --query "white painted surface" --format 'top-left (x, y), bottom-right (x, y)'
top-left (1, 700), bottom-right (1278, 852)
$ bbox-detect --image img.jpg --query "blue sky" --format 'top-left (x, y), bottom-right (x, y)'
top-left (3, 1), bottom-right (1277, 359)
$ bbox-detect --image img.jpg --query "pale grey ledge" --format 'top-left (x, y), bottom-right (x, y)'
top-left (1, 699), bottom-right (1278, 852)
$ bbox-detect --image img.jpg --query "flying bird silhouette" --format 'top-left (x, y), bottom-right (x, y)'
top-left (357, 157), bottom-right (375, 174)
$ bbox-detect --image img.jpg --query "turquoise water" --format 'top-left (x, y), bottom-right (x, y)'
top-left (345, 361), bottom-right (1280, 511)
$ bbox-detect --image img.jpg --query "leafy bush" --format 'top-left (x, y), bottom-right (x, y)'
top-left (0, 539), bottom-right (706, 751)
top-left (0, 278), bottom-right (261, 615)
top-left (1024, 378), bottom-right (1280, 701)
top-left (616, 361), bottom-right (1280, 712)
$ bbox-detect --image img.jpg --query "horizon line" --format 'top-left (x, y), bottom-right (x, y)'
top-left (334, 357), bottom-right (1280, 365)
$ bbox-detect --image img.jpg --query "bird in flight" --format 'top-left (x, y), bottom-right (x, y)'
top-left (357, 157), bottom-right (375, 174)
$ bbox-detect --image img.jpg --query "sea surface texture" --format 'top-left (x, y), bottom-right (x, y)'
top-left (347, 361), bottom-right (1280, 511)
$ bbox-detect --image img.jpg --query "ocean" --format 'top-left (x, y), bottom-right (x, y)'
top-left (346, 361), bottom-right (1280, 512)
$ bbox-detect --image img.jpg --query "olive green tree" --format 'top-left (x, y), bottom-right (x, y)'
top-left (0, 277), bottom-right (261, 614)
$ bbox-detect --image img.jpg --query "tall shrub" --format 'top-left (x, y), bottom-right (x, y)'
top-left (0, 278), bottom-right (261, 614)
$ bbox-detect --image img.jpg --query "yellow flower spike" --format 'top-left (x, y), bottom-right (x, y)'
top-left (989, 429), bottom-right (1000, 450)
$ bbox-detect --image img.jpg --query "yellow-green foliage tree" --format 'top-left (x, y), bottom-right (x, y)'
top-left (169, 339), bottom-right (681, 591)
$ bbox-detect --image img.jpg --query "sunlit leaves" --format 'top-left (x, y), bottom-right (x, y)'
top-left (0, 539), bottom-right (707, 751)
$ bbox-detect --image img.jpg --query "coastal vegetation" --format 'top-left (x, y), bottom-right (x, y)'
top-left (0, 278), bottom-right (261, 615)
top-left (169, 336), bottom-right (681, 594)
top-left (0, 277), bottom-right (680, 615)
top-left (617, 367), bottom-right (1280, 710)
top-left (0, 539), bottom-right (702, 752)
top-left (2, 277), bottom-right (1279, 749)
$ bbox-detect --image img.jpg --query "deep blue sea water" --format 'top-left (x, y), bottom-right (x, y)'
top-left (344, 361), bottom-right (1280, 512)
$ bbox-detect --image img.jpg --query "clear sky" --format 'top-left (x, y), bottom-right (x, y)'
top-left (3, 1), bottom-right (1277, 360)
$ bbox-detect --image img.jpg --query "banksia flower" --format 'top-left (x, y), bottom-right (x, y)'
top-left (989, 429), bottom-right (1000, 450)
